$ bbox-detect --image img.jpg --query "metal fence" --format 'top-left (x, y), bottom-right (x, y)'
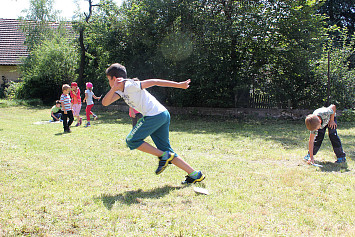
top-left (248, 93), bottom-right (275, 109)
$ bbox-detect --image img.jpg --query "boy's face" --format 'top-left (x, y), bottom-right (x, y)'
top-left (56, 103), bottom-right (61, 107)
top-left (310, 116), bottom-right (322, 131)
top-left (63, 88), bottom-right (70, 95)
top-left (107, 75), bottom-right (124, 88)
top-left (107, 75), bottom-right (114, 88)
top-left (315, 117), bottom-right (322, 130)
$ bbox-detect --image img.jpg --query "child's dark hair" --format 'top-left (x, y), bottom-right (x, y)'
top-left (106, 63), bottom-right (127, 79)
top-left (55, 100), bottom-right (61, 104)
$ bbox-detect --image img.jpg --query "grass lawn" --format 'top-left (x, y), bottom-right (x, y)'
top-left (0, 102), bottom-right (354, 236)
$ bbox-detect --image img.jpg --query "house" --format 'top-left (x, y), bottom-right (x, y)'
top-left (0, 18), bottom-right (28, 85)
top-left (0, 18), bottom-right (73, 87)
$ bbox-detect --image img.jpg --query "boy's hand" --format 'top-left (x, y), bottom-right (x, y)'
top-left (179, 79), bottom-right (191, 89)
top-left (328, 120), bottom-right (337, 129)
top-left (307, 157), bottom-right (315, 165)
top-left (111, 78), bottom-right (123, 90)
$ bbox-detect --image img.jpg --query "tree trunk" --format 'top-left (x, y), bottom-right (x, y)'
top-left (78, 28), bottom-right (85, 87)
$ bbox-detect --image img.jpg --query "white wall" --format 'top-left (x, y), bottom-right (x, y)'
top-left (0, 65), bottom-right (21, 84)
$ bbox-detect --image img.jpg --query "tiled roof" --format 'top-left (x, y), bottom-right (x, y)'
top-left (0, 19), bottom-right (73, 66)
top-left (0, 18), bottom-right (28, 65)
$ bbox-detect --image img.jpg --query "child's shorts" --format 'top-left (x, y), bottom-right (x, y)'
top-left (126, 110), bottom-right (175, 155)
top-left (72, 104), bottom-right (82, 116)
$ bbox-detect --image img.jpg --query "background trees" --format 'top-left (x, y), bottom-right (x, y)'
top-left (14, 0), bottom-right (355, 109)
top-left (18, 33), bottom-right (78, 104)
top-left (16, 0), bottom-right (78, 103)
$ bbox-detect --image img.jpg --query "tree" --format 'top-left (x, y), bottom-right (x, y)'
top-left (318, 0), bottom-right (355, 37)
top-left (20, 0), bottom-right (59, 51)
top-left (315, 29), bottom-right (355, 109)
top-left (18, 35), bottom-right (78, 104)
top-left (74, 0), bottom-right (101, 88)
top-left (72, 0), bottom-right (334, 108)
top-left (318, 0), bottom-right (355, 70)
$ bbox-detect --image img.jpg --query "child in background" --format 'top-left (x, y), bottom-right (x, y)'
top-left (129, 107), bottom-right (143, 127)
top-left (102, 63), bottom-right (205, 184)
top-left (51, 100), bottom-right (62, 122)
top-left (83, 82), bottom-right (101, 127)
top-left (70, 82), bottom-right (83, 126)
top-left (60, 84), bottom-right (74, 133)
top-left (304, 104), bottom-right (347, 164)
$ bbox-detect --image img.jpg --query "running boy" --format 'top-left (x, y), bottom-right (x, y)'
top-left (304, 104), bottom-right (347, 164)
top-left (60, 84), bottom-right (74, 133)
top-left (102, 63), bottom-right (205, 184)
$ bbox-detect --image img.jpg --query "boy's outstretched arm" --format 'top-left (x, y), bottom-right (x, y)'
top-left (102, 89), bottom-right (120, 106)
top-left (328, 104), bottom-right (337, 129)
top-left (308, 133), bottom-right (316, 164)
top-left (141, 79), bottom-right (190, 90)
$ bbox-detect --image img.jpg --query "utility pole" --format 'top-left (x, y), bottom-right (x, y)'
top-left (326, 50), bottom-right (330, 106)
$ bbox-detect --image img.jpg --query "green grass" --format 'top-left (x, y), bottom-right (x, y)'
top-left (0, 102), bottom-right (354, 236)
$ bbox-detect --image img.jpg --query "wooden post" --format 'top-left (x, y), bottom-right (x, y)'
top-left (326, 50), bottom-right (331, 106)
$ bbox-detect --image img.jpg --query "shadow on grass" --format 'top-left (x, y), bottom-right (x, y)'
top-left (97, 185), bottom-right (187, 210)
top-left (54, 132), bottom-right (66, 136)
top-left (317, 161), bottom-right (350, 172)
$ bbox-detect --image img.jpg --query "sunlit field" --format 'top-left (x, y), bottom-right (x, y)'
top-left (0, 103), bottom-right (354, 236)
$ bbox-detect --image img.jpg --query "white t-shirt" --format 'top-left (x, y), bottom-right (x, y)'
top-left (85, 90), bottom-right (94, 105)
top-left (115, 80), bottom-right (167, 116)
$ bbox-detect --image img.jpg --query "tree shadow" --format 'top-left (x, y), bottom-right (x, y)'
top-left (317, 161), bottom-right (351, 173)
top-left (96, 185), bottom-right (187, 210)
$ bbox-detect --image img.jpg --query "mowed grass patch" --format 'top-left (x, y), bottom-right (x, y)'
top-left (0, 104), bottom-right (354, 236)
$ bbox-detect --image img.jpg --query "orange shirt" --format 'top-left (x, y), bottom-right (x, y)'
top-left (70, 88), bottom-right (81, 104)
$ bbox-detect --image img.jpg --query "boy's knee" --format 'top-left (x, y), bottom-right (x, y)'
top-left (125, 136), bottom-right (142, 150)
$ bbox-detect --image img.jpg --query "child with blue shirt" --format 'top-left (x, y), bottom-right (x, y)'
top-left (102, 63), bottom-right (205, 184)
top-left (304, 104), bottom-right (347, 164)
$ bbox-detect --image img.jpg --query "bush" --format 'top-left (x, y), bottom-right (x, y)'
top-left (338, 109), bottom-right (355, 122)
top-left (4, 81), bottom-right (23, 99)
top-left (18, 34), bottom-right (78, 104)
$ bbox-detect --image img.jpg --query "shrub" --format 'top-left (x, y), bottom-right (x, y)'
top-left (4, 81), bottom-right (23, 99)
top-left (338, 109), bottom-right (355, 122)
top-left (18, 34), bottom-right (78, 104)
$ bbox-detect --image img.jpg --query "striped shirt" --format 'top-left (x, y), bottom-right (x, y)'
top-left (60, 94), bottom-right (72, 111)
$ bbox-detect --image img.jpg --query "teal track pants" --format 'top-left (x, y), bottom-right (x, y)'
top-left (126, 110), bottom-right (175, 154)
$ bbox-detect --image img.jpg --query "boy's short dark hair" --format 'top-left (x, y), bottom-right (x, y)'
top-left (106, 63), bottom-right (127, 79)
top-left (305, 114), bottom-right (320, 131)
top-left (55, 100), bottom-right (61, 104)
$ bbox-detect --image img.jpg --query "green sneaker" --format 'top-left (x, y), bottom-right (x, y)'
top-left (182, 171), bottom-right (205, 184)
top-left (155, 151), bottom-right (175, 175)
